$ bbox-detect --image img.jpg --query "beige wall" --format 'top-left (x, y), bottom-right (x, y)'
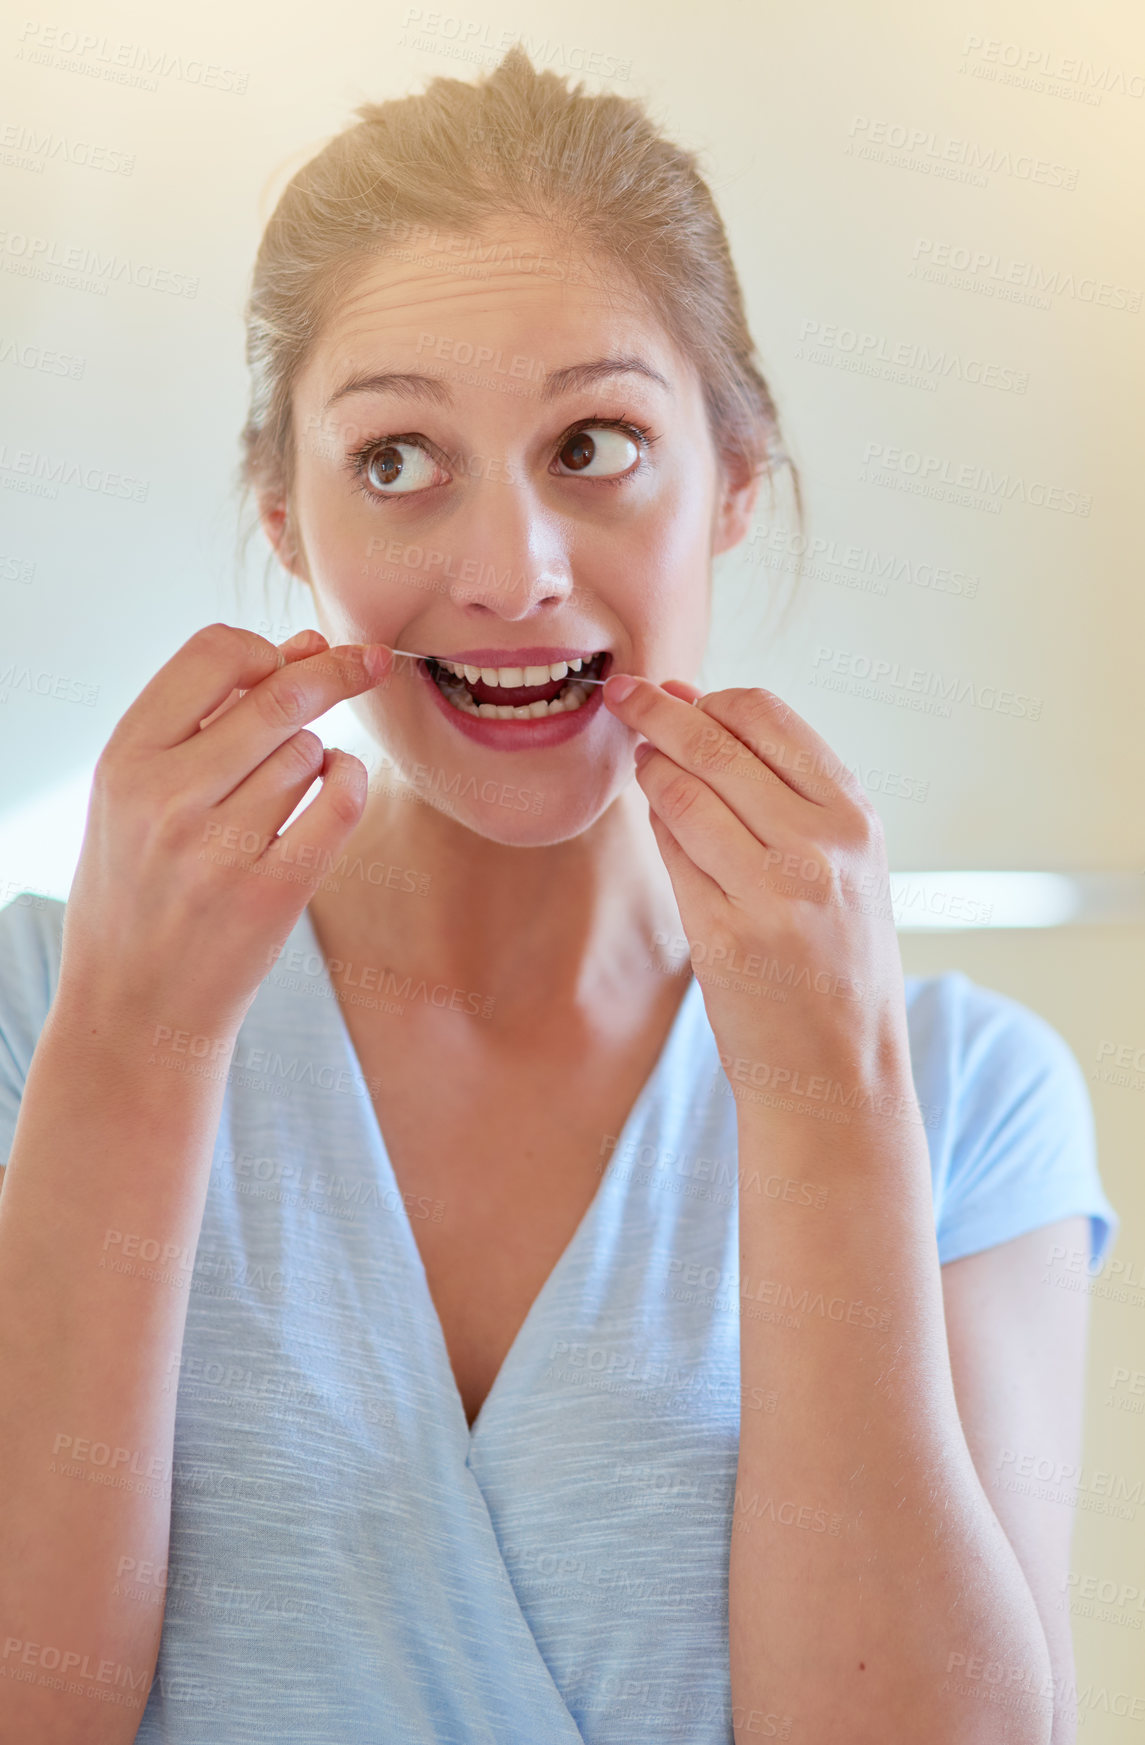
top-left (3, 0), bottom-right (1143, 1729)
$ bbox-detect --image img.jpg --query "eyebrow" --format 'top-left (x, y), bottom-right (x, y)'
top-left (322, 355), bottom-right (671, 412)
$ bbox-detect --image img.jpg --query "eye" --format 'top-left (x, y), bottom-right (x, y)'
top-left (554, 424), bottom-right (643, 479)
top-left (349, 437), bottom-right (445, 498)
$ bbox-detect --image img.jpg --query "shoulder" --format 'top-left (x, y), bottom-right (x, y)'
top-left (0, 893), bottom-right (67, 1176)
top-left (903, 969), bottom-right (1118, 1270)
top-left (904, 966), bottom-right (1091, 1123)
top-left (904, 965), bottom-right (1078, 1070)
top-left (0, 891), bottom-right (67, 1063)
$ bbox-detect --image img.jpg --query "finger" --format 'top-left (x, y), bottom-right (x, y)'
top-left (204, 728), bottom-right (328, 865)
top-left (259, 748), bottom-right (368, 887)
top-left (197, 630), bottom-right (329, 732)
top-left (172, 641), bottom-right (393, 810)
top-left (660, 678), bottom-right (704, 706)
top-left (608, 674), bottom-right (808, 845)
top-left (112, 622), bottom-right (316, 753)
top-left (634, 744), bottom-right (771, 902)
top-left (645, 803), bottom-right (723, 918)
top-left (694, 687), bottom-right (866, 809)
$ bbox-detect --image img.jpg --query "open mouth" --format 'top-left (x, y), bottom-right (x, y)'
top-left (422, 650), bottom-right (610, 720)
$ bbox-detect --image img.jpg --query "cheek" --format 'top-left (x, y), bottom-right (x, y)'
top-left (615, 509), bottom-right (712, 641)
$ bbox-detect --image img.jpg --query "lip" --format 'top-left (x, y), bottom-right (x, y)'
top-left (415, 649), bottom-right (611, 749)
top-left (423, 645), bottom-right (608, 667)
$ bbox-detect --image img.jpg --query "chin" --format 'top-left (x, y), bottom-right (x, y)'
top-left (404, 762), bottom-right (628, 849)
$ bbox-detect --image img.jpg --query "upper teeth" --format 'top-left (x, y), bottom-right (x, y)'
top-left (435, 657), bottom-right (588, 686)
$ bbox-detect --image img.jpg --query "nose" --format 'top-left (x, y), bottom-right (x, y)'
top-left (436, 471), bottom-right (575, 622)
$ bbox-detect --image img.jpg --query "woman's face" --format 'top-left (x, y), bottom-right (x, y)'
top-left (267, 219), bottom-right (757, 845)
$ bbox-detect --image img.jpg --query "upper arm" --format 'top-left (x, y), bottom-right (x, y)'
top-left (941, 1214), bottom-right (1090, 1728)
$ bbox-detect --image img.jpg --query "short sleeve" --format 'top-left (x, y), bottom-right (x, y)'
top-left (907, 970), bottom-right (1119, 1272)
top-left (0, 892), bottom-right (67, 1168)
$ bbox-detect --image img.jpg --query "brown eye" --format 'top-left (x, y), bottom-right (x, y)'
top-left (559, 431), bottom-right (596, 471)
top-left (359, 440), bottom-right (439, 495)
top-left (555, 426), bottom-right (641, 479)
top-left (367, 445), bottom-right (404, 488)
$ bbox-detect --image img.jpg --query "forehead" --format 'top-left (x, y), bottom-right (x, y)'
top-left (296, 225), bottom-right (683, 403)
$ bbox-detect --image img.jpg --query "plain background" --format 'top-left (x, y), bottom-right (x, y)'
top-left (2, 0), bottom-right (1143, 1729)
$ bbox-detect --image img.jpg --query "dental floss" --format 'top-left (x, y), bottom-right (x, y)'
top-left (383, 646), bottom-right (609, 686)
top-left (383, 646), bottom-right (701, 701)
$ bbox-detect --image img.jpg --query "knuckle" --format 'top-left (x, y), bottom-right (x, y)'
top-left (842, 795), bottom-right (884, 846)
top-left (190, 621), bottom-right (242, 656)
top-left (322, 752), bottom-right (366, 826)
top-left (280, 729), bottom-right (324, 780)
top-left (190, 621), bottom-right (274, 671)
top-left (91, 745), bottom-right (120, 796)
top-left (254, 673), bottom-right (309, 730)
top-left (93, 743), bottom-right (148, 806)
top-left (657, 768), bottom-right (701, 825)
top-left (685, 721), bottom-right (735, 772)
top-left (754, 688), bottom-right (795, 731)
top-left (150, 788), bottom-right (202, 848)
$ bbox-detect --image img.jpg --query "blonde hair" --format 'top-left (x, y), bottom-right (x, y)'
top-left (237, 44), bottom-right (800, 584)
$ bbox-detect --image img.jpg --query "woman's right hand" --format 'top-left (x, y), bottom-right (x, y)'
top-left (54, 621), bottom-right (393, 1044)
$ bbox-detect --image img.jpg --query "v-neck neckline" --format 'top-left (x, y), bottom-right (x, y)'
top-left (296, 906), bottom-right (698, 1448)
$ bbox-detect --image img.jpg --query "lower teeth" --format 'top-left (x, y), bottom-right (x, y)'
top-left (429, 668), bottom-right (593, 719)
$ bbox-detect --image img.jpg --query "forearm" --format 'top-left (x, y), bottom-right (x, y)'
top-left (0, 998), bottom-right (231, 1744)
top-left (728, 1087), bottom-right (1055, 1745)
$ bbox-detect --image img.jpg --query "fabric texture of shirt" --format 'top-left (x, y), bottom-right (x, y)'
top-left (0, 892), bottom-right (1120, 1743)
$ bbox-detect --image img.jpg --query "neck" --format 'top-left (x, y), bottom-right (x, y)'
top-left (305, 772), bottom-right (686, 1026)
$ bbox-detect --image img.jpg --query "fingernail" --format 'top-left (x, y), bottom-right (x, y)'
top-left (605, 673), bottom-right (638, 703)
top-left (363, 643), bottom-right (394, 679)
top-left (633, 740), bottom-right (654, 764)
top-left (278, 628), bottom-right (321, 653)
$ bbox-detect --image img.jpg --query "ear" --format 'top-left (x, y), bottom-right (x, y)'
top-left (711, 451), bottom-right (763, 559)
top-left (256, 491), bottom-right (312, 586)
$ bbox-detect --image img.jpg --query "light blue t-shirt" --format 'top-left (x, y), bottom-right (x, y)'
top-left (0, 892), bottom-right (1119, 1743)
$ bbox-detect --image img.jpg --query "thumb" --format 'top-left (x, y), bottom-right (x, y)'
top-left (660, 678), bottom-right (705, 706)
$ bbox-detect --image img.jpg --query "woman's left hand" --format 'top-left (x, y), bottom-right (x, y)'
top-left (603, 673), bottom-right (914, 1109)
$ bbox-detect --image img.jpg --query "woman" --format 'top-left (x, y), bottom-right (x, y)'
top-left (0, 45), bottom-right (1118, 1745)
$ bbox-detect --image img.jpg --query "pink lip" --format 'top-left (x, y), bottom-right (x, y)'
top-left (425, 645), bottom-right (607, 666)
top-left (415, 654), bottom-right (610, 749)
